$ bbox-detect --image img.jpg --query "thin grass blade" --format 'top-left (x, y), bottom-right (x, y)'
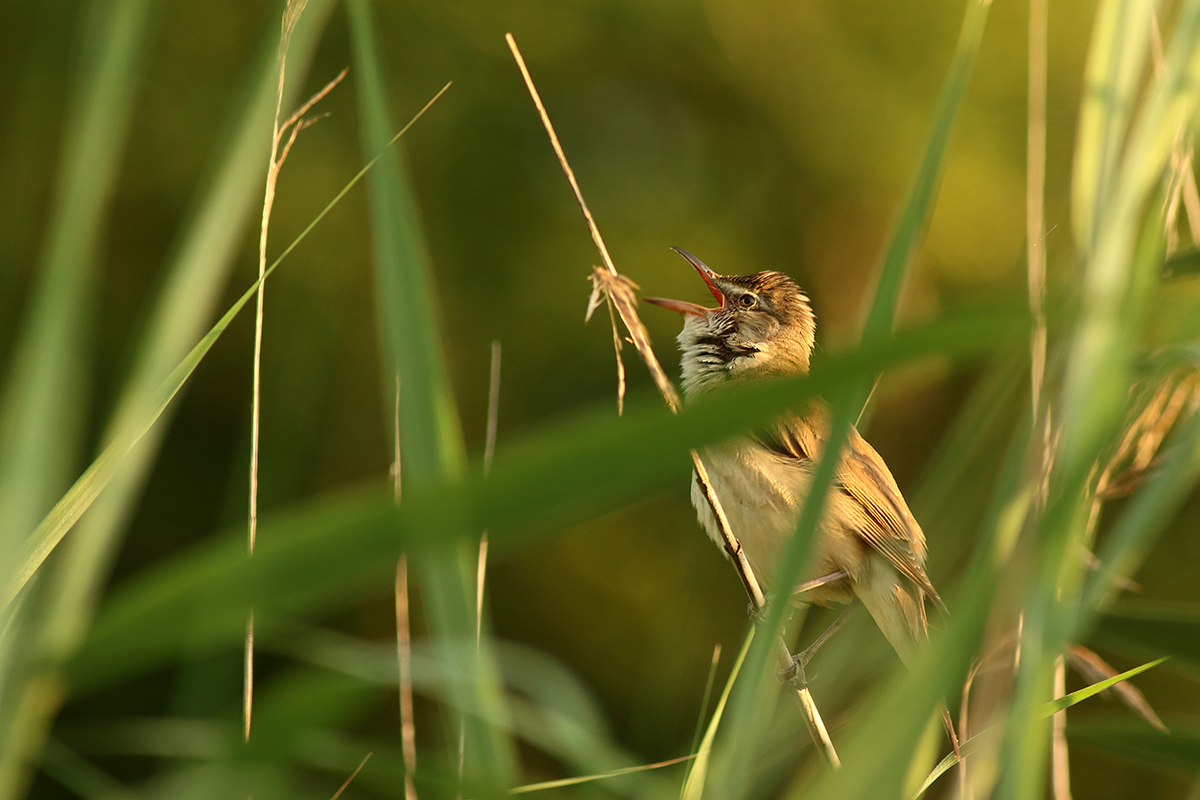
top-left (1039, 656), bottom-right (1167, 717)
top-left (681, 631), bottom-right (753, 800)
top-left (858, 0), bottom-right (991, 346)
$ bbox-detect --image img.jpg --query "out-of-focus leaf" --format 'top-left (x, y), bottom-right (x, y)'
top-left (345, 1), bottom-right (464, 487)
top-left (1094, 603), bottom-right (1200, 672)
top-left (2, 56), bottom-right (438, 613)
top-left (1071, 0), bottom-right (1155, 255)
top-left (1163, 247), bottom-right (1200, 279)
top-left (1063, 0), bottom-right (1200, 477)
top-left (39, 740), bottom-right (141, 800)
top-left (0, 0), bottom-right (154, 575)
top-left (276, 629), bottom-right (669, 797)
top-left (0, 0), bottom-right (157, 794)
top-left (70, 309), bottom-right (1023, 692)
top-left (1069, 721), bottom-right (1200, 771)
top-left (346, 0), bottom-right (514, 791)
top-left (35, 0), bottom-right (338, 651)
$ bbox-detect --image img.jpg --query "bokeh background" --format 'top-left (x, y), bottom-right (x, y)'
top-left (2, 0), bottom-right (1199, 797)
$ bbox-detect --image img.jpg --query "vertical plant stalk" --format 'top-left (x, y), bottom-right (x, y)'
top-left (478, 341), bottom-right (502, 641)
top-left (1027, 0), bottom-right (1049, 413)
top-left (506, 33), bottom-right (839, 768)
top-left (1051, 656), bottom-right (1071, 800)
top-left (245, 0), bottom-right (344, 740)
top-left (1027, 2), bottom-right (1070, 793)
top-left (458, 341), bottom-right (502, 795)
top-left (393, 376), bottom-right (419, 800)
top-left (396, 556), bottom-right (418, 800)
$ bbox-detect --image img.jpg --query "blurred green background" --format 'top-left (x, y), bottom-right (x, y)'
top-left (2, 0), bottom-right (1199, 797)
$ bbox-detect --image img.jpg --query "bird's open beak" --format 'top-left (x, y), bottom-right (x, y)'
top-left (644, 247), bottom-right (726, 317)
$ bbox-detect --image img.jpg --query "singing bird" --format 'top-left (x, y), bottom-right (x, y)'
top-left (646, 248), bottom-right (943, 667)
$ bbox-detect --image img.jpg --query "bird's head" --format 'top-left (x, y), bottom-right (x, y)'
top-left (645, 248), bottom-right (816, 398)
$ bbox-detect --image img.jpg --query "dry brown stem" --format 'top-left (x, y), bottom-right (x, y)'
top-left (330, 752), bottom-right (373, 800)
top-left (394, 379), bottom-right (417, 800)
top-left (507, 32), bottom-right (839, 768)
top-left (1027, 0), bottom-right (1048, 413)
top-left (246, 0), bottom-right (348, 745)
top-left (1051, 655), bottom-right (1072, 800)
top-left (396, 555), bottom-right (418, 800)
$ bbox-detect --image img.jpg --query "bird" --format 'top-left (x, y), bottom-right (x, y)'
top-left (644, 247), bottom-right (943, 669)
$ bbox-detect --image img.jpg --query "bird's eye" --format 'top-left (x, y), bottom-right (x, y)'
top-left (737, 293), bottom-right (757, 309)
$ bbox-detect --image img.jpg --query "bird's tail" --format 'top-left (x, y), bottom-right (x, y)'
top-left (854, 559), bottom-right (928, 669)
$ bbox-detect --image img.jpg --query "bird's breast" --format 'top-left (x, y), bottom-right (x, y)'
top-left (691, 438), bottom-right (858, 605)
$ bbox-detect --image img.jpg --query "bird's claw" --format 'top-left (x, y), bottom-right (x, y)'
top-left (779, 653), bottom-right (809, 689)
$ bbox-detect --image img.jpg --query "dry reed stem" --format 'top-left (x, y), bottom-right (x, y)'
top-left (505, 36), bottom-right (616, 278)
top-left (1026, 6), bottom-right (1058, 785)
top-left (508, 32), bottom-right (680, 413)
top-left (247, 0), bottom-right (345, 744)
top-left (506, 32), bottom-right (839, 768)
top-left (396, 555), bottom-right (418, 800)
top-left (599, 288), bottom-right (629, 414)
top-left (330, 752), bottom-right (373, 800)
top-left (1026, 0), bottom-right (1048, 414)
top-left (393, 377), bottom-right (418, 800)
top-left (691, 454), bottom-right (765, 608)
top-left (1051, 655), bottom-right (1072, 800)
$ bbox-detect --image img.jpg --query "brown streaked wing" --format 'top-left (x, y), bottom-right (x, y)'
top-left (761, 411), bottom-right (944, 611)
top-left (839, 428), bottom-right (944, 610)
top-left (758, 408), bottom-right (826, 463)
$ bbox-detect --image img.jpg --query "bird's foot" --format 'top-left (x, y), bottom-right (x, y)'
top-left (779, 652), bottom-right (810, 689)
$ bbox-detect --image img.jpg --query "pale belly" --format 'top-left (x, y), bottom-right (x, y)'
top-left (691, 438), bottom-right (859, 606)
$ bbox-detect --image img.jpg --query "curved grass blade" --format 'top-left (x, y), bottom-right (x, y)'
top-left (3, 84), bottom-right (452, 613)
